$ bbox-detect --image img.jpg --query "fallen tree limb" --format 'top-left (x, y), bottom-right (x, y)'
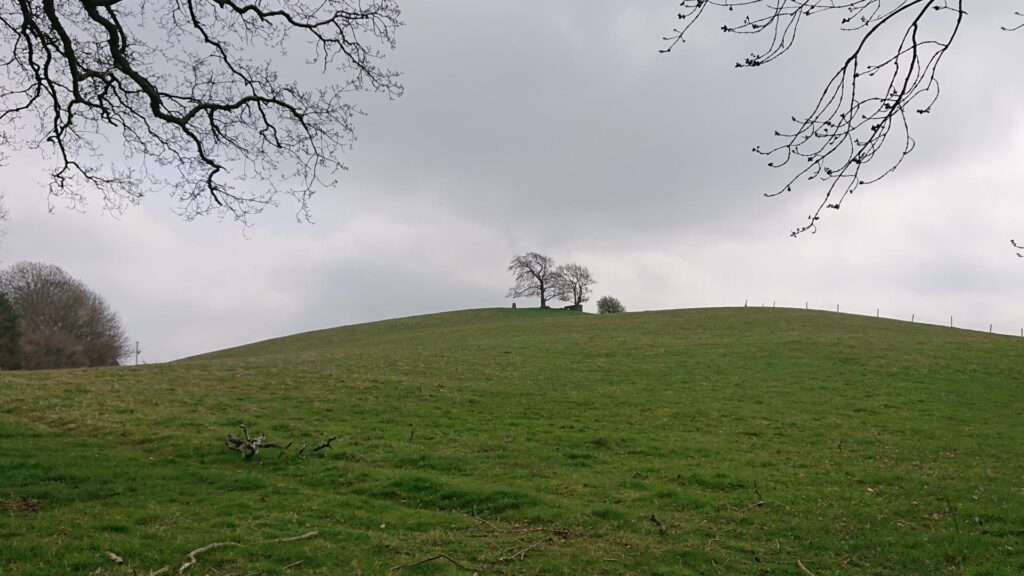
top-left (389, 554), bottom-right (480, 573)
top-left (225, 425), bottom-right (292, 459)
top-left (179, 542), bottom-right (241, 573)
top-left (797, 559), bottom-right (816, 576)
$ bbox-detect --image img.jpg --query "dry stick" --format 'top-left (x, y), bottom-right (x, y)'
top-left (148, 568), bottom-right (171, 576)
top-left (179, 542), bottom-right (241, 573)
top-left (498, 537), bottom-right (550, 562)
top-left (796, 559), bottom-right (816, 576)
top-left (471, 515), bottom-right (506, 532)
top-left (313, 437), bottom-right (338, 451)
top-left (389, 554), bottom-right (480, 573)
top-left (283, 560), bottom-right (304, 570)
top-left (270, 531), bottom-right (319, 543)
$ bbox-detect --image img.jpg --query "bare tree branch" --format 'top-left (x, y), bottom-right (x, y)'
top-left (664, 0), bottom-right (974, 237)
top-left (0, 0), bottom-right (402, 224)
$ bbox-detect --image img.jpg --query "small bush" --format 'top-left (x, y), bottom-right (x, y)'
top-left (597, 295), bottom-right (625, 314)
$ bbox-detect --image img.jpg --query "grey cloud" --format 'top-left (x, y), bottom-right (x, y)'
top-left (1, 1), bottom-right (1022, 360)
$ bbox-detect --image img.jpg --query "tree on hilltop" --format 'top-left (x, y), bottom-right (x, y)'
top-left (597, 295), bottom-right (625, 314)
top-left (553, 263), bottom-right (596, 308)
top-left (507, 252), bottom-right (558, 308)
top-left (0, 0), bottom-right (402, 224)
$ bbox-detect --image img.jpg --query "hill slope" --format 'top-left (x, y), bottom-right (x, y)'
top-left (2, 307), bottom-right (1023, 575)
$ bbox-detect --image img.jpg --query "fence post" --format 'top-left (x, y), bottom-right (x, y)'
top-left (876, 308), bottom-right (879, 318)
top-left (950, 316), bottom-right (954, 328)
top-left (990, 324), bottom-right (993, 334)
top-left (836, 304), bottom-right (840, 313)
top-left (911, 314), bottom-right (915, 323)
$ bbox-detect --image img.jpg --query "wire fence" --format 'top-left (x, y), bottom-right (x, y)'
top-left (743, 299), bottom-right (1024, 338)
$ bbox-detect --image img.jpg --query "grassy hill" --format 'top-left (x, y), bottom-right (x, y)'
top-left (1, 307), bottom-right (1022, 575)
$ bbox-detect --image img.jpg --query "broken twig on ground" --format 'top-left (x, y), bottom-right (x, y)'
top-left (313, 437), bottom-right (338, 452)
top-left (179, 542), bottom-right (241, 573)
top-left (389, 554), bottom-right (480, 573)
top-left (270, 531), bottom-right (319, 543)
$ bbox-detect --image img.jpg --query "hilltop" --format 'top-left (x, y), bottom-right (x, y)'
top-left (2, 307), bottom-right (1022, 575)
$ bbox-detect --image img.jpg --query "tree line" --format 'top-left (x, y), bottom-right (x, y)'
top-left (506, 252), bottom-right (624, 313)
top-left (0, 262), bottom-right (130, 370)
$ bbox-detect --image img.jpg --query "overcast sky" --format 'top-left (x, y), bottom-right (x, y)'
top-left (2, 1), bottom-right (1023, 362)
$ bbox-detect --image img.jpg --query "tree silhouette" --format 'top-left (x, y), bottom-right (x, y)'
top-left (507, 252), bottom-right (558, 308)
top-left (0, 0), bottom-right (401, 223)
top-left (663, 1), bottom-right (994, 238)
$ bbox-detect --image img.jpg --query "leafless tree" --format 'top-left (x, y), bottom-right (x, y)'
top-left (0, 261), bottom-right (131, 369)
top-left (506, 252), bottom-right (558, 308)
top-left (553, 263), bottom-right (596, 307)
top-left (663, 1), bottom-right (992, 237)
top-left (0, 0), bottom-right (402, 224)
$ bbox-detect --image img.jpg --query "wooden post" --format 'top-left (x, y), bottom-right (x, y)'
top-left (836, 304), bottom-right (840, 313)
top-left (911, 314), bottom-right (915, 323)
top-left (134, 341), bottom-right (140, 366)
top-left (989, 324), bottom-right (993, 333)
top-left (950, 316), bottom-right (954, 328)
top-left (876, 308), bottom-right (879, 318)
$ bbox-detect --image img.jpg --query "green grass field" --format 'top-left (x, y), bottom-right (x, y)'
top-left (1, 307), bottom-right (1022, 575)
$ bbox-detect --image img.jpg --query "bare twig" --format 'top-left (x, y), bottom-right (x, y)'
top-left (797, 558), bottom-right (816, 576)
top-left (312, 437), bottom-right (338, 452)
top-left (179, 542), bottom-right (241, 573)
top-left (389, 554), bottom-right (480, 573)
top-left (664, 0), bottom-right (968, 236)
top-left (498, 537), bottom-right (550, 562)
top-left (270, 531), bottom-right (319, 543)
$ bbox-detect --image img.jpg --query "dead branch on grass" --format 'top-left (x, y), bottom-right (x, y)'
top-left (797, 559), bottom-right (817, 576)
top-left (176, 530), bottom-right (319, 573)
top-left (225, 424), bottom-right (291, 460)
top-left (313, 437), bottom-right (338, 452)
top-left (498, 537), bottom-right (551, 562)
top-left (270, 531), bottom-right (319, 543)
top-left (388, 554), bottom-right (480, 573)
top-left (179, 542), bottom-right (241, 573)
